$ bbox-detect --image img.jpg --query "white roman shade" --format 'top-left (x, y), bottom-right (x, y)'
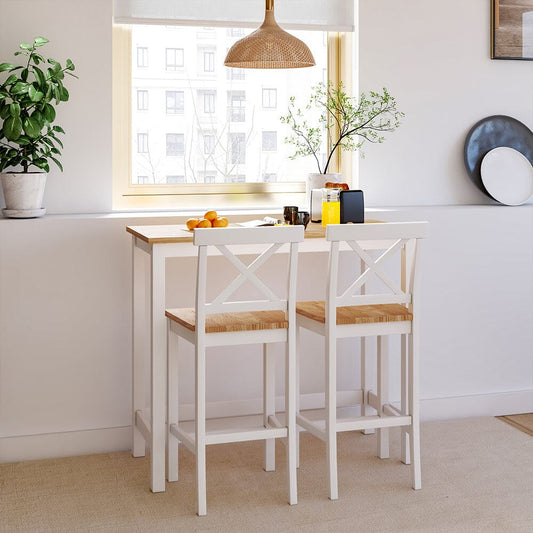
top-left (113, 0), bottom-right (354, 32)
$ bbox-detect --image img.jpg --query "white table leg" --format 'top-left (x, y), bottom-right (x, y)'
top-left (150, 246), bottom-right (167, 493)
top-left (132, 239), bottom-right (146, 457)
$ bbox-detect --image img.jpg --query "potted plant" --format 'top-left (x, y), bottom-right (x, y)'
top-left (280, 82), bottom-right (404, 192)
top-left (0, 36), bottom-right (76, 218)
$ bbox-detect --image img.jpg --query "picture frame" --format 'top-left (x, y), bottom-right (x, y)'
top-left (491, 0), bottom-right (533, 60)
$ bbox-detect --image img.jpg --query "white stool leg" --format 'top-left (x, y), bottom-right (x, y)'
top-left (167, 323), bottom-right (179, 482)
top-left (286, 330), bottom-right (298, 505)
top-left (295, 326), bottom-right (300, 468)
top-left (196, 341), bottom-right (207, 516)
top-left (377, 336), bottom-right (390, 460)
top-left (409, 331), bottom-right (422, 490)
top-left (263, 343), bottom-right (276, 472)
top-left (360, 336), bottom-right (374, 435)
top-left (401, 333), bottom-right (410, 465)
top-left (326, 332), bottom-right (338, 500)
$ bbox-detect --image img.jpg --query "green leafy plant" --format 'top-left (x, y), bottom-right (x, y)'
top-left (280, 82), bottom-right (404, 174)
top-left (0, 37), bottom-right (77, 173)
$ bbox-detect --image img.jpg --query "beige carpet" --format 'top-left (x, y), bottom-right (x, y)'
top-left (497, 413), bottom-right (533, 438)
top-left (1, 417), bottom-right (533, 532)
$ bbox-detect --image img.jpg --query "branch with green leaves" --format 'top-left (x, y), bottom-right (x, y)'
top-left (280, 82), bottom-right (404, 174)
top-left (0, 36), bottom-right (77, 173)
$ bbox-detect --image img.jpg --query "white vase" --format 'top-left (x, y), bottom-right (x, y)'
top-left (1, 172), bottom-right (47, 218)
top-left (307, 172), bottom-right (342, 216)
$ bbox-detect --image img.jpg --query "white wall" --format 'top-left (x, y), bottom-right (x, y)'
top-left (1, 1), bottom-right (533, 463)
top-left (358, 0), bottom-right (533, 207)
top-left (0, 0), bottom-right (112, 213)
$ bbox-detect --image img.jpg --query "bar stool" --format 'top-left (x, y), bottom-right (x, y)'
top-left (295, 222), bottom-right (428, 500)
top-left (166, 225), bottom-right (303, 515)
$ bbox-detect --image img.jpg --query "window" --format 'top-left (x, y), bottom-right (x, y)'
top-left (230, 133), bottom-right (245, 164)
top-left (262, 131), bottom-right (277, 152)
top-left (204, 134), bottom-right (215, 155)
top-left (200, 90), bottom-right (216, 113)
top-left (137, 133), bottom-right (148, 153)
top-left (137, 46), bottom-right (148, 67)
top-left (166, 175), bottom-right (186, 183)
top-left (228, 90), bottom-right (245, 122)
top-left (262, 88), bottom-right (277, 109)
top-left (166, 48), bottom-right (184, 70)
top-left (115, 24), bottom-right (337, 210)
top-left (227, 28), bottom-right (244, 37)
top-left (137, 90), bottom-right (148, 111)
top-left (228, 67), bottom-right (245, 81)
top-left (203, 50), bottom-right (215, 72)
top-left (166, 91), bottom-right (184, 114)
top-left (166, 133), bottom-right (184, 156)
top-left (136, 175), bottom-right (149, 184)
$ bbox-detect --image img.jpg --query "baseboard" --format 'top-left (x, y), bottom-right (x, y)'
top-left (0, 426), bottom-right (131, 464)
top-left (2, 389), bottom-right (532, 464)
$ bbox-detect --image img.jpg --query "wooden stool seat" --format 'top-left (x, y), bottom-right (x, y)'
top-left (166, 308), bottom-right (288, 333)
top-left (296, 301), bottom-right (412, 325)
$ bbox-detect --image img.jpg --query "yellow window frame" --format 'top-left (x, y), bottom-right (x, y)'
top-left (112, 25), bottom-right (352, 211)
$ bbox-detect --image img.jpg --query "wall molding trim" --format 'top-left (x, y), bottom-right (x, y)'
top-left (2, 389), bottom-right (532, 464)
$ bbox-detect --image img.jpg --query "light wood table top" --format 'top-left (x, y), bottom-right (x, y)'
top-left (126, 221), bottom-right (383, 244)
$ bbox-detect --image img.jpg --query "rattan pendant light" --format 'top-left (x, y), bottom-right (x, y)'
top-left (224, 0), bottom-right (315, 69)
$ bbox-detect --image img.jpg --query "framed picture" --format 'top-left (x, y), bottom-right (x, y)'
top-left (492, 0), bottom-right (533, 60)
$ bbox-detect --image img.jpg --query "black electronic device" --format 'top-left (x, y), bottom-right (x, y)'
top-left (340, 190), bottom-right (364, 224)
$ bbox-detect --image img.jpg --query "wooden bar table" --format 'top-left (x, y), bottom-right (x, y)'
top-left (126, 221), bottom-right (380, 492)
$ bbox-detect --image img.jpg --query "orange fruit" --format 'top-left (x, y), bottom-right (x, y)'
top-left (197, 219), bottom-right (212, 228)
top-left (212, 217), bottom-right (229, 228)
top-left (186, 218), bottom-right (200, 230)
top-left (204, 210), bottom-right (217, 222)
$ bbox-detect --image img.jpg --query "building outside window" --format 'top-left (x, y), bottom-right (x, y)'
top-left (166, 175), bottom-right (186, 183)
top-left (166, 90), bottom-right (184, 114)
top-left (137, 90), bottom-right (148, 111)
top-left (137, 46), bottom-right (148, 67)
top-left (203, 50), bottom-right (215, 72)
top-left (166, 133), bottom-right (184, 156)
top-left (204, 174), bottom-right (216, 183)
top-left (136, 175), bottom-right (149, 184)
top-left (137, 133), bottom-right (148, 153)
top-left (204, 134), bottom-right (215, 155)
top-left (263, 173), bottom-right (277, 182)
top-left (166, 48), bottom-right (184, 70)
top-left (230, 133), bottom-right (246, 164)
top-left (262, 88), bottom-right (277, 109)
top-left (228, 90), bottom-right (245, 122)
top-left (262, 131), bottom-right (277, 152)
top-left (228, 67), bottom-right (245, 81)
top-left (200, 90), bottom-right (216, 113)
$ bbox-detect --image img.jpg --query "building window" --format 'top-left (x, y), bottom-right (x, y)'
top-left (262, 131), bottom-right (277, 152)
top-left (166, 90), bottom-right (184, 114)
top-left (262, 88), bottom-right (277, 109)
top-left (228, 67), bottom-right (245, 80)
top-left (203, 50), bottom-right (215, 72)
top-left (166, 48), bottom-right (184, 70)
top-left (227, 28), bottom-right (245, 37)
top-left (226, 174), bottom-right (246, 183)
top-left (166, 175), bottom-right (186, 183)
top-left (263, 173), bottom-right (277, 182)
top-left (136, 175), bottom-right (149, 184)
top-left (204, 174), bottom-right (216, 183)
top-left (230, 133), bottom-right (245, 164)
top-left (166, 133), bottom-right (184, 156)
top-left (204, 134), bottom-right (215, 155)
top-left (200, 90), bottom-right (216, 113)
top-left (228, 90), bottom-right (245, 122)
top-left (137, 90), bottom-right (148, 111)
top-left (137, 47), bottom-right (148, 68)
top-left (137, 133), bottom-right (148, 153)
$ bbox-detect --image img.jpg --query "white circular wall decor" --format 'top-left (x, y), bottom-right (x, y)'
top-left (480, 147), bottom-right (533, 205)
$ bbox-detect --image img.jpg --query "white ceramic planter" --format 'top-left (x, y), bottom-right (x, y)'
top-left (1, 172), bottom-right (47, 218)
